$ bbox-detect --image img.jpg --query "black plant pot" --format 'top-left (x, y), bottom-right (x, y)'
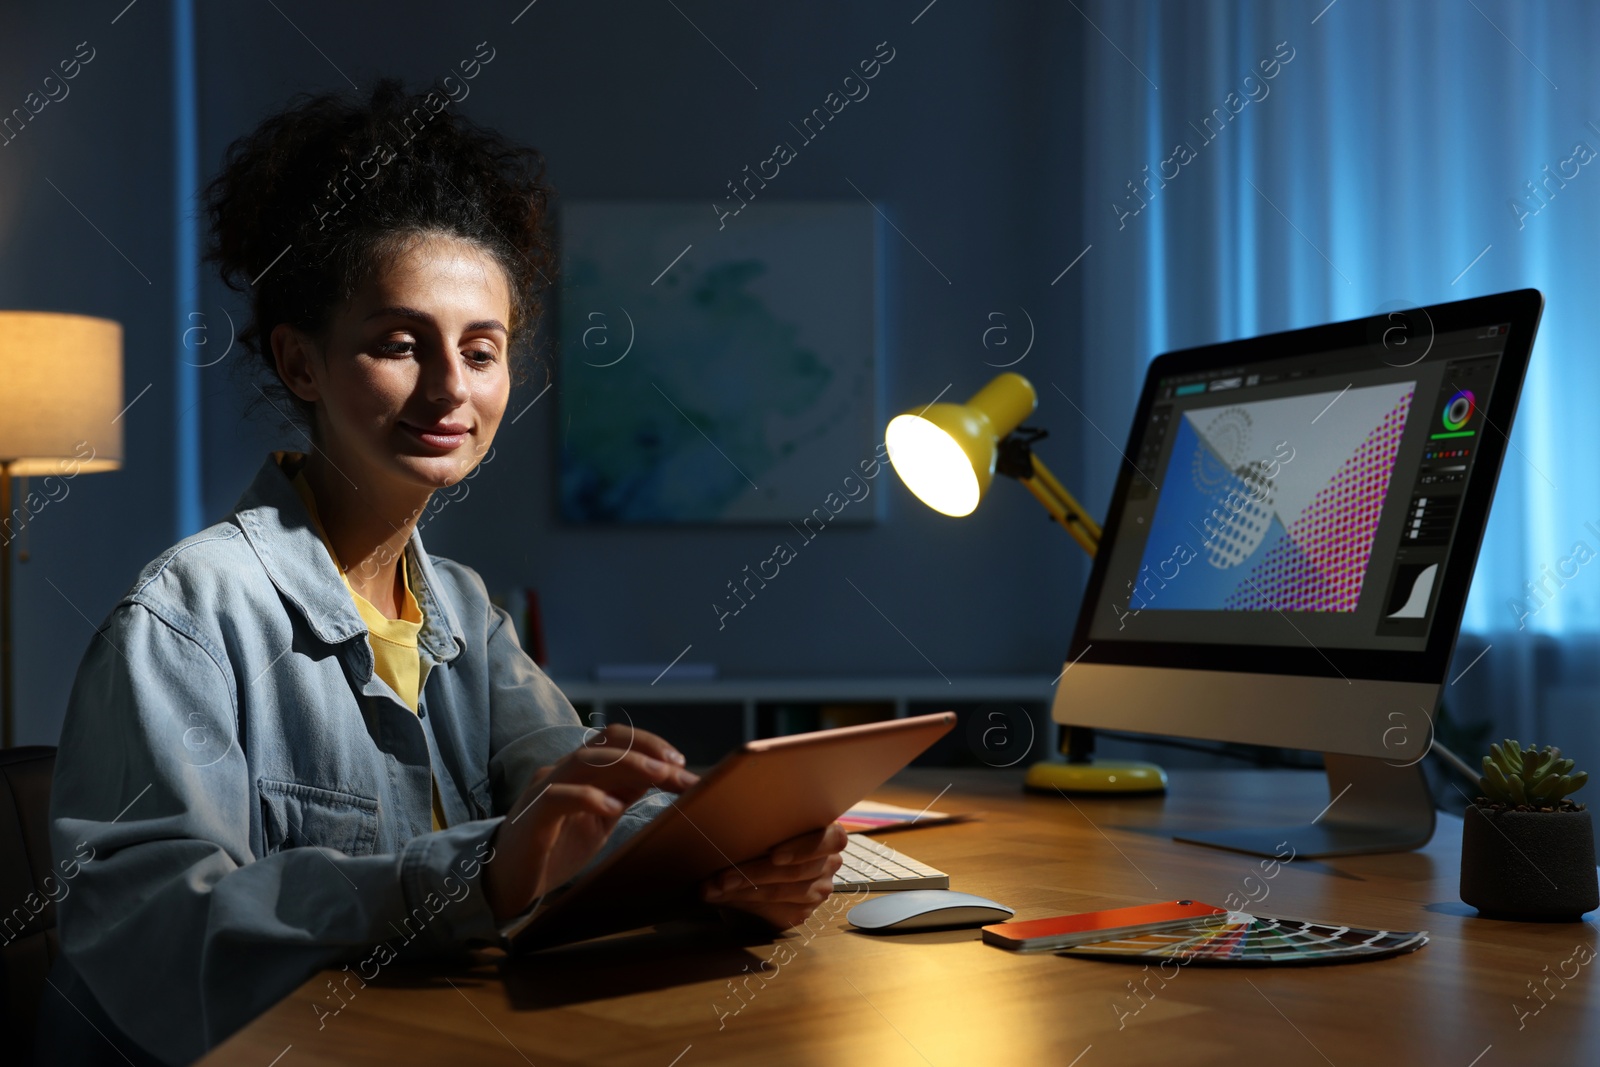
top-left (1460, 805), bottom-right (1599, 921)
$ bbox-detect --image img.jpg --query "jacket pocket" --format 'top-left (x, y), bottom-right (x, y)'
top-left (258, 777), bottom-right (380, 857)
top-left (468, 776), bottom-right (493, 820)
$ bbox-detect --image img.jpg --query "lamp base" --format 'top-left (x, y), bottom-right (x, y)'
top-left (1023, 758), bottom-right (1168, 795)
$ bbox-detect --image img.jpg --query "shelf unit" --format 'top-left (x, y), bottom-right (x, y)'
top-left (553, 674), bottom-right (1059, 765)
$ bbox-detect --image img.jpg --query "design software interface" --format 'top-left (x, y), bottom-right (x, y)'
top-left (1089, 323), bottom-right (1512, 653)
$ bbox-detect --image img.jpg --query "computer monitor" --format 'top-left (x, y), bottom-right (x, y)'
top-left (1053, 289), bottom-right (1544, 858)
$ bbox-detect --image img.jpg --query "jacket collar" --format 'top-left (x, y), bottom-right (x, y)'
top-left (232, 451), bottom-right (465, 665)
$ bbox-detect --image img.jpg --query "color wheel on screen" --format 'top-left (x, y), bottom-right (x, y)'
top-left (1434, 389), bottom-right (1476, 439)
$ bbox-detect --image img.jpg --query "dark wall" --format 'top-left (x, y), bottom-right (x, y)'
top-left (1, 4), bottom-right (183, 745)
top-left (4, 3), bottom-right (1088, 745)
top-left (193, 3), bottom-right (1090, 683)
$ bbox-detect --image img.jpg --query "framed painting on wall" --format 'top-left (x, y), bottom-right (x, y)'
top-left (557, 201), bottom-right (880, 524)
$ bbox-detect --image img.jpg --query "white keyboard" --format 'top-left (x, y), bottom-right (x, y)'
top-left (833, 834), bottom-right (950, 892)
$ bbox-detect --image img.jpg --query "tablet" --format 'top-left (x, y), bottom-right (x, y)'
top-left (506, 711), bottom-right (956, 952)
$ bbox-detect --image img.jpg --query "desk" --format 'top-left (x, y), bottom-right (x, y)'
top-left (203, 769), bottom-right (1599, 1065)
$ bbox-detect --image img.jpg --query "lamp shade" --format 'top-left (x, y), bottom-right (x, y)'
top-left (0, 311), bottom-right (123, 475)
top-left (885, 372), bottom-right (1036, 516)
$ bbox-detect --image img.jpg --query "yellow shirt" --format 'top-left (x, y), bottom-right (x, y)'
top-left (287, 462), bottom-right (447, 832)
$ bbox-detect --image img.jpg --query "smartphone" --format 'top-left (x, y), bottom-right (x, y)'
top-left (981, 899), bottom-right (1229, 952)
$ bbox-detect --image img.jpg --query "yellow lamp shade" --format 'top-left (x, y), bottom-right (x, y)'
top-left (0, 311), bottom-right (123, 475)
top-left (886, 373), bottom-right (1036, 516)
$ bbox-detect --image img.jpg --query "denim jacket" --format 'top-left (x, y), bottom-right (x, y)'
top-left (44, 452), bottom-right (670, 1065)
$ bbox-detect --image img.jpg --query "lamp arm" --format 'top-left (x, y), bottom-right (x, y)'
top-left (1018, 475), bottom-right (1098, 556)
top-left (1025, 454), bottom-right (1102, 553)
top-left (994, 431), bottom-right (1099, 555)
top-left (996, 430), bottom-right (1099, 556)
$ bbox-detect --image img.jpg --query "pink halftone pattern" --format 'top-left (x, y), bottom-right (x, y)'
top-left (1225, 391), bottom-right (1414, 612)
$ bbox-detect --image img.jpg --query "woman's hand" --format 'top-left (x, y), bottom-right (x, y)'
top-left (483, 724), bottom-right (699, 922)
top-left (699, 823), bottom-right (849, 931)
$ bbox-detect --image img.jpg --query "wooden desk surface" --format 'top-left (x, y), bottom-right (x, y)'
top-left (204, 768), bottom-right (1599, 1066)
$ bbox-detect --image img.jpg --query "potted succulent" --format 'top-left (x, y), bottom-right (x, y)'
top-left (1460, 740), bottom-right (1597, 921)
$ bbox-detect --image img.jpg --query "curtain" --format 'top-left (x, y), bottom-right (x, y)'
top-left (1073, 0), bottom-right (1600, 769)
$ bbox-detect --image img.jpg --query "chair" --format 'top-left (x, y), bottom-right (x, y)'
top-left (0, 746), bottom-right (58, 1064)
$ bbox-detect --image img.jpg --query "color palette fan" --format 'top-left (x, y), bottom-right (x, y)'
top-left (1056, 913), bottom-right (1428, 966)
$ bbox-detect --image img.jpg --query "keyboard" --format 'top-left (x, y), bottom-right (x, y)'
top-left (833, 833), bottom-right (950, 892)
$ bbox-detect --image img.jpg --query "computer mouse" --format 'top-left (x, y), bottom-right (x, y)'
top-left (846, 890), bottom-right (1015, 932)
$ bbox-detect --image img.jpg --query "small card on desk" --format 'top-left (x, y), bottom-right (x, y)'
top-left (837, 799), bottom-right (976, 834)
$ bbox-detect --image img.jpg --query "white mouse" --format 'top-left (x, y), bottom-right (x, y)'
top-left (846, 890), bottom-right (1015, 932)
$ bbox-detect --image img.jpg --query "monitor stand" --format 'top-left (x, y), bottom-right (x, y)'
top-left (1171, 754), bottom-right (1436, 859)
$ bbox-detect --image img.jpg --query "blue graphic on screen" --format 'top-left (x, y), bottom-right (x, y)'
top-left (1132, 383), bottom-right (1415, 613)
top-left (1135, 415), bottom-right (1284, 610)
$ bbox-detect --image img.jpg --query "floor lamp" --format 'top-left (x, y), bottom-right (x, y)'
top-left (0, 312), bottom-right (123, 748)
top-left (883, 372), bottom-right (1168, 793)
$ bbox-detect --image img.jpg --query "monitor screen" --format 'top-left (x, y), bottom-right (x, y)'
top-left (1091, 328), bottom-right (1504, 652)
top-left (1069, 289), bottom-right (1542, 686)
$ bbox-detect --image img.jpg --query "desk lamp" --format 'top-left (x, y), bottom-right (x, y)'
top-left (884, 372), bottom-right (1167, 793)
top-left (0, 311), bottom-right (124, 747)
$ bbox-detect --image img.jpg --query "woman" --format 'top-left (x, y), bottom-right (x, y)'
top-left (41, 79), bottom-right (846, 1066)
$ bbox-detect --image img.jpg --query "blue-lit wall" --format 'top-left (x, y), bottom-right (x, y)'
top-left (0, 3), bottom-right (186, 745)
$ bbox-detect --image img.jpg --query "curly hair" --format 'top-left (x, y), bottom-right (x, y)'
top-left (201, 77), bottom-right (555, 435)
